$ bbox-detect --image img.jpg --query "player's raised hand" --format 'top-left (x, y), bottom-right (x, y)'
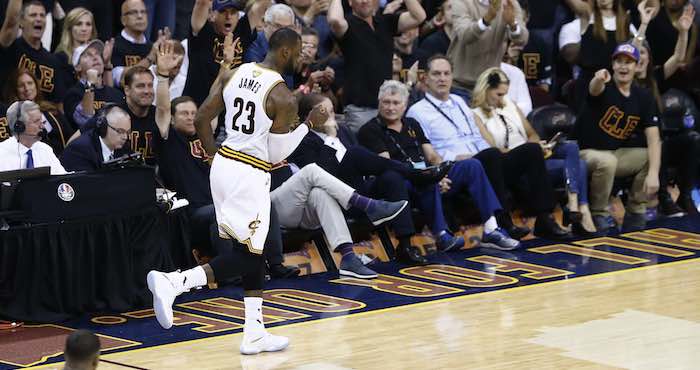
top-left (594, 69), bottom-right (611, 83)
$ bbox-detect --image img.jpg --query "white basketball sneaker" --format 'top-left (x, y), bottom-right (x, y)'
top-left (240, 331), bottom-right (290, 355)
top-left (146, 270), bottom-right (185, 329)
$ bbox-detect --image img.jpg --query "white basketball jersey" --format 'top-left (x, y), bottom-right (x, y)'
top-left (221, 63), bottom-right (284, 162)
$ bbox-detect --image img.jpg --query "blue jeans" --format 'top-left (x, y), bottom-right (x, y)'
top-left (445, 159), bottom-right (502, 222)
top-left (545, 141), bottom-right (589, 204)
top-left (145, 0), bottom-right (176, 41)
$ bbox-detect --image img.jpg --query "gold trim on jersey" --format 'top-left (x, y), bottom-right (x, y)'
top-left (217, 146), bottom-right (272, 172)
top-left (218, 223), bottom-right (263, 255)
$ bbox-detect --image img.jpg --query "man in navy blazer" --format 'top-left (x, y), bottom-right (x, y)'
top-left (61, 106), bottom-right (132, 172)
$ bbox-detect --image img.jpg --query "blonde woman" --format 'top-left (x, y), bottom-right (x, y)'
top-left (54, 7), bottom-right (114, 86)
top-left (472, 67), bottom-right (596, 236)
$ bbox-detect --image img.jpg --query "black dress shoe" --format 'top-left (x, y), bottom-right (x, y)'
top-left (506, 225), bottom-right (531, 240)
top-left (571, 222), bottom-right (598, 238)
top-left (396, 245), bottom-right (429, 265)
top-left (534, 215), bottom-right (571, 240)
top-left (268, 263), bottom-right (301, 279)
top-left (407, 161), bottom-right (453, 186)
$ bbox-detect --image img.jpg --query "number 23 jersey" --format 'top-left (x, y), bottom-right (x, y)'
top-left (222, 63), bottom-right (284, 162)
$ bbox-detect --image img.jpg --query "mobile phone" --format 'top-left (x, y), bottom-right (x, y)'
top-left (547, 131), bottom-right (564, 145)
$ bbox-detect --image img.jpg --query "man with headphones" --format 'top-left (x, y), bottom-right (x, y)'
top-left (0, 100), bottom-right (66, 174)
top-left (60, 104), bottom-right (133, 172)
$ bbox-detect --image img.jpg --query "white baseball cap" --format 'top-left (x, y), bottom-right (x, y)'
top-left (72, 39), bottom-right (105, 68)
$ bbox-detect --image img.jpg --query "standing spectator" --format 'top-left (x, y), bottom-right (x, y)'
top-left (63, 330), bottom-right (100, 370)
top-left (328, 0), bottom-right (426, 133)
top-left (447, 0), bottom-right (528, 102)
top-left (112, 0), bottom-right (153, 87)
top-left (0, 100), bottom-right (66, 174)
top-left (575, 43), bottom-right (662, 231)
top-left (54, 7), bottom-right (107, 90)
top-left (244, 3), bottom-right (298, 87)
top-left (60, 105), bottom-right (133, 171)
top-left (294, 27), bottom-right (337, 105)
top-left (119, 65), bottom-right (160, 166)
top-left (0, 0), bottom-right (69, 106)
top-left (150, 40), bottom-right (186, 102)
top-left (3, 69), bottom-right (74, 156)
top-left (58, 1), bottom-right (115, 41)
top-left (63, 40), bottom-right (125, 130)
top-left (144, 0), bottom-right (176, 41)
top-left (288, 0), bottom-right (334, 58)
top-left (417, 0), bottom-right (453, 63)
top-left (183, 0), bottom-right (266, 106)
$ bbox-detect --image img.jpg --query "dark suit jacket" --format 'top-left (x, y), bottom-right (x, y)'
top-left (288, 126), bottom-right (357, 177)
top-left (60, 129), bottom-right (129, 172)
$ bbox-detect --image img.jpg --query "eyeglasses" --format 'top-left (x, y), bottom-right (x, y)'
top-left (124, 9), bottom-right (147, 17)
top-left (107, 123), bottom-right (132, 136)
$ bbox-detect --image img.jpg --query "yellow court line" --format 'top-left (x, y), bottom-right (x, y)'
top-left (25, 257), bottom-right (700, 369)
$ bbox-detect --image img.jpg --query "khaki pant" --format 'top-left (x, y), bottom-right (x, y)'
top-left (580, 148), bottom-right (649, 217)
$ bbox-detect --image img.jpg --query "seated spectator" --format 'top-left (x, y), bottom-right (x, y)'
top-left (575, 43), bottom-right (661, 231)
top-left (112, 0), bottom-right (154, 87)
top-left (471, 67), bottom-right (596, 236)
top-left (2, 68), bottom-right (75, 156)
top-left (63, 40), bottom-right (125, 130)
top-left (0, 100), bottom-right (66, 174)
top-left (448, 0), bottom-right (528, 102)
top-left (406, 56), bottom-right (570, 240)
top-left (54, 7), bottom-right (108, 90)
top-left (290, 93), bottom-right (458, 264)
top-left (60, 105), bottom-right (133, 172)
top-left (0, 0), bottom-right (70, 106)
top-left (63, 330), bottom-right (100, 370)
top-left (328, 0), bottom-right (426, 133)
top-left (633, 5), bottom-right (697, 216)
top-left (272, 162), bottom-right (408, 279)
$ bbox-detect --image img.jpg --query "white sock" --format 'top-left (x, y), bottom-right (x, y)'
top-left (484, 216), bottom-right (498, 234)
top-left (181, 266), bottom-right (207, 290)
top-left (244, 297), bottom-right (265, 335)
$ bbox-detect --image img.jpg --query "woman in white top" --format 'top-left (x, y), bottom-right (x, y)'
top-left (472, 67), bottom-right (597, 236)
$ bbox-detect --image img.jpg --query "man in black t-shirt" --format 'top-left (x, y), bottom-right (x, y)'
top-left (576, 43), bottom-right (662, 232)
top-left (121, 65), bottom-right (161, 166)
top-left (183, 0), bottom-right (266, 106)
top-left (0, 0), bottom-right (68, 105)
top-left (328, 0), bottom-right (426, 133)
top-left (112, 0), bottom-right (155, 87)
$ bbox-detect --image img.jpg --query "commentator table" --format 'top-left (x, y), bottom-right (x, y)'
top-left (0, 169), bottom-right (194, 322)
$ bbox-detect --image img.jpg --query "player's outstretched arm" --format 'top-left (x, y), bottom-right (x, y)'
top-left (195, 69), bottom-right (234, 157)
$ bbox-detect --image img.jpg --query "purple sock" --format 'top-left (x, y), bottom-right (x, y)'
top-left (336, 243), bottom-right (355, 257)
top-left (349, 192), bottom-right (376, 212)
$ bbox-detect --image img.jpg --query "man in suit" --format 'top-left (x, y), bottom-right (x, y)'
top-left (60, 105), bottom-right (132, 172)
top-left (289, 94), bottom-right (457, 264)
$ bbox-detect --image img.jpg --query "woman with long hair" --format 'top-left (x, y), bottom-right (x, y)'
top-left (2, 69), bottom-right (75, 156)
top-left (472, 67), bottom-right (597, 236)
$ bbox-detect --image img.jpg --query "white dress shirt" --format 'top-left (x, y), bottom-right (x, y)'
top-left (99, 136), bottom-right (114, 162)
top-left (314, 130), bottom-right (347, 162)
top-left (0, 136), bottom-right (67, 174)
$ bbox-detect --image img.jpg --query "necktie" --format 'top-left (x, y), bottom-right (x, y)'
top-left (26, 149), bottom-right (34, 169)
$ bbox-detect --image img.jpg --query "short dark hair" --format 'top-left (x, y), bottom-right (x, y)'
top-left (298, 93), bottom-right (327, 122)
top-left (426, 54), bottom-right (452, 71)
top-left (65, 330), bottom-right (101, 364)
top-left (171, 96), bottom-right (196, 116)
top-left (301, 27), bottom-right (318, 38)
top-left (123, 65), bottom-right (153, 87)
top-left (21, 0), bottom-right (45, 16)
top-left (269, 28), bottom-right (301, 52)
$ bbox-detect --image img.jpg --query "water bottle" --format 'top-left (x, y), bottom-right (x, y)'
top-left (683, 109), bottom-right (695, 129)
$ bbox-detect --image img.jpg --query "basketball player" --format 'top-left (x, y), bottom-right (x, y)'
top-left (147, 28), bottom-right (333, 355)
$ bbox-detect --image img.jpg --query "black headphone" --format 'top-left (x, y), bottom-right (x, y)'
top-left (12, 100), bottom-right (25, 135)
top-left (95, 103), bottom-right (121, 138)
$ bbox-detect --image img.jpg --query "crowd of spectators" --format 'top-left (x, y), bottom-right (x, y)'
top-left (1, 0), bottom-right (700, 279)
